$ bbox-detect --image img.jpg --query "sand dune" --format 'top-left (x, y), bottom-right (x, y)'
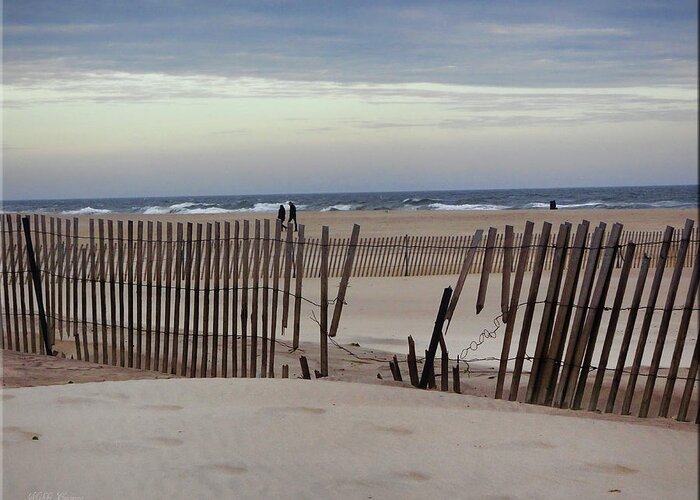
top-left (3, 378), bottom-right (697, 500)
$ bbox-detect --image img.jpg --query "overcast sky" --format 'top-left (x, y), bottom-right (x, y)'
top-left (3, 0), bottom-right (698, 200)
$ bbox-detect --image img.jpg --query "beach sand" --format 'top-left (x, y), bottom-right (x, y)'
top-left (57, 207), bottom-right (697, 237)
top-left (3, 208), bottom-right (698, 498)
top-left (2, 378), bottom-right (697, 499)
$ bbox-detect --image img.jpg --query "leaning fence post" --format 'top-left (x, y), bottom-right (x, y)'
top-left (21, 216), bottom-right (52, 355)
top-left (418, 287), bottom-right (452, 389)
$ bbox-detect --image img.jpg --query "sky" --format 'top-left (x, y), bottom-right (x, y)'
top-left (2, 0), bottom-right (698, 200)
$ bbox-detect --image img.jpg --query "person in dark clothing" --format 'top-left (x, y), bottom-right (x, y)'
top-left (288, 201), bottom-right (297, 231)
top-left (277, 204), bottom-right (286, 229)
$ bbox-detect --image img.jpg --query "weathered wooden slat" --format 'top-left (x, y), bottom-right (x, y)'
top-left (89, 219), bottom-right (99, 363)
top-left (48, 217), bottom-right (57, 344)
top-left (501, 226), bottom-right (514, 323)
top-left (14, 215), bottom-right (28, 352)
top-left (568, 223), bottom-right (624, 410)
top-left (495, 222), bottom-right (534, 399)
top-left (604, 254), bottom-right (651, 413)
top-left (250, 220), bottom-right (261, 377)
top-left (190, 223), bottom-right (203, 377)
top-left (281, 226), bottom-right (294, 331)
top-left (587, 242), bottom-right (636, 411)
top-left (231, 221), bottom-right (240, 377)
top-left (171, 224), bottom-right (183, 374)
top-left (221, 222), bottom-right (230, 377)
top-left (659, 249), bottom-right (700, 417)
top-left (162, 223), bottom-right (173, 373)
top-left (476, 227), bottom-right (498, 314)
top-left (144, 221), bottom-right (154, 370)
top-left (201, 223), bottom-right (212, 378)
top-left (407, 335), bottom-right (419, 387)
top-left (153, 222), bottom-right (163, 371)
top-left (80, 245), bottom-right (89, 361)
top-left (292, 225), bottom-right (305, 350)
top-left (508, 222), bottom-right (552, 402)
top-left (676, 333), bottom-right (699, 422)
top-left (180, 223), bottom-right (193, 376)
top-left (40, 215), bottom-right (50, 351)
top-left (329, 224), bottom-right (361, 338)
top-left (621, 226), bottom-right (674, 415)
top-left (552, 224), bottom-right (605, 408)
top-left (240, 221), bottom-right (250, 377)
top-left (639, 219), bottom-right (694, 417)
top-left (261, 220), bottom-right (271, 376)
top-left (1, 216), bottom-right (12, 350)
top-left (526, 222), bottom-right (571, 404)
top-left (320, 226), bottom-right (329, 377)
top-left (6, 214), bottom-right (20, 351)
top-left (444, 230), bottom-right (484, 329)
top-left (268, 220), bottom-right (282, 378)
top-left (97, 219), bottom-right (109, 364)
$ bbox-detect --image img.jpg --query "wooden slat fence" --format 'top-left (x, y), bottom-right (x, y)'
top-left (0, 215), bottom-right (358, 380)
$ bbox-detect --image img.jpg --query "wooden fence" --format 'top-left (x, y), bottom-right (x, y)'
top-left (2, 214), bottom-right (698, 281)
top-left (0, 214), bottom-right (361, 379)
top-left (495, 219), bottom-right (699, 422)
top-left (394, 218), bottom-right (699, 422)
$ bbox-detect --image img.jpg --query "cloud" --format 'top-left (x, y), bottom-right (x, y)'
top-left (2, 1), bottom-right (696, 87)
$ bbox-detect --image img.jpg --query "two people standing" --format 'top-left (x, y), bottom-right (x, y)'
top-left (277, 201), bottom-right (298, 231)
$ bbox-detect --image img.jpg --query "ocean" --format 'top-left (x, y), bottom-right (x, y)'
top-left (2, 185), bottom-right (697, 215)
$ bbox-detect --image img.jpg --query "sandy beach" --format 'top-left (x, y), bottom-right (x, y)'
top-left (61, 207), bottom-right (698, 237)
top-left (3, 207), bottom-right (699, 499)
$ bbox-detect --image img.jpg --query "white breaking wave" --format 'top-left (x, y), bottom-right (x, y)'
top-left (235, 202), bottom-right (308, 212)
top-left (321, 204), bottom-right (353, 212)
top-left (180, 207), bottom-right (233, 214)
top-left (142, 202), bottom-right (234, 214)
top-left (63, 207), bottom-right (113, 215)
top-left (428, 203), bottom-right (510, 211)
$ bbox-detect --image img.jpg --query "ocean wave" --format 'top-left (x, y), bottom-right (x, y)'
top-left (180, 207), bottom-right (233, 214)
top-left (142, 202), bottom-right (212, 214)
top-left (63, 207), bottom-right (113, 215)
top-left (428, 203), bottom-right (510, 211)
top-left (321, 204), bottom-right (353, 212)
top-left (401, 197), bottom-right (441, 206)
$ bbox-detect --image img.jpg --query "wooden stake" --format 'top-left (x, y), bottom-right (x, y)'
top-left (444, 230), bottom-right (484, 328)
top-left (407, 335), bottom-right (419, 387)
top-left (320, 226), bottom-right (329, 376)
top-left (292, 224), bottom-right (305, 350)
top-left (495, 221), bottom-right (534, 399)
top-left (476, 227), bottom-right (498, 314)
top-left (329, 224), bottom-right (361, 338)
top-left (201, 223), bottom-right (212, 378)
top-left (659, 249), bottom-right (700, 417)
top-left (526, 222), bottom-right (571, 404)
top-left (299, 355), bottom-right (311, 379)
top-left (508, 222), bottom-right (552, 401)
top-left (250, 220), bottom-right (260, 377)
top-left (269, 220), bottom-right (282, 378)
top-left (587, 242), bottom-right (636, 411)
top-left (553, 224), bottom-right (606, 408)
top-left (240, 220), bottom-right (250, 377)
top-left (537, 221), bottom-right (590, 406)
top-left (181, 223), bottom-right (194, 376)
top-left (568, 223), bottom-right (623, 410)
top-left (604, 255), bottom-right (651, 413)
top-left (621, 226), bottom-right (674, 415)
top-left (639, 219), bottom-right (695, 417)
top-left (501, 225), bottom-right (514, 323)
top-left (261, 219), bottom-right (270, 377)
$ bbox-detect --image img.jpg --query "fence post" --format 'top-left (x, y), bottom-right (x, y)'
top-left (21, 216), bottom-right (52, 355)
top-left (418, 287), bottom-right (452, 389)
top-left (404, 234), bottom-right (409, 276)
